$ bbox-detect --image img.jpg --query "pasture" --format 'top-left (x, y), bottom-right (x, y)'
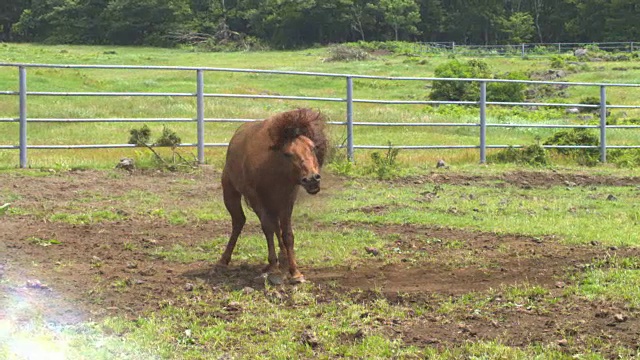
top-left (1, 44), bottom-right (640, 359)
top-left (2, 43), bottom-right (640, 169)
top-left (2, 167), bottom-right (640, 359)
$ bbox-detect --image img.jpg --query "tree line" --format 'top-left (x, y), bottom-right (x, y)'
top-left (1, 0), bottom-right (638, 49)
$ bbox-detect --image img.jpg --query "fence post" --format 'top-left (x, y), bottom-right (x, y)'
top-left (19, 66), bottom-right (27, 169)
top-left (479, 81), bottom-right (487, 164)
top-left (196, 69), bottom-right (205, 164)
top-left (521, 43), bottom-right (525, 58)
top-left (346, 76), bottom-right (354, 162)
top-left (599, 85), bottom-right (607, 163)
top-left (631, 42), bottom-right (635, 52)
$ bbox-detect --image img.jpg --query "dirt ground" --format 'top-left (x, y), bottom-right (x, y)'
top-left (1, 169), bottom-right (639, 356)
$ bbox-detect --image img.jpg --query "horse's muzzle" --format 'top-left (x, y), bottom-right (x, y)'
top-left (301, 173), bottom-right (321, 195)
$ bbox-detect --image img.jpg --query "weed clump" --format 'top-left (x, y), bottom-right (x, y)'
top-left (128, 125), bottom-right (196, 171)
top-left (429, 59), bottom-right (527, 102)
top-left (365, 142), bottom-right (400, 180)
top-left (489, 144), bottom-right (549, 166)
top-left (543, 128), bottom-right (600, 166)
top-left (325, 45), bottom-right (370, 62)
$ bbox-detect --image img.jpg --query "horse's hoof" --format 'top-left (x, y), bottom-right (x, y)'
top-left (290, 275), bottom-right (306, 284)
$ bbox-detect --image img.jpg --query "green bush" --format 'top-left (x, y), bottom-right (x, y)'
top-left (430, 60), bottom-right (527, 102)
top-left (543, 128), bottom-right (600, 166)
top-left (489, 144), bottom-right (549, 166)
top-left (364, 142), bottom-right (401, 180)
top-left (488, 71), bottom-right (528, 103)
top-left (578, 96), bottom-right (609, 113)
top-left (609, 149), bottom-right (640, 168)
top-left (429, 59), bottom-right (491, 101)
top-left (326, 44), bottom-right (371, 62)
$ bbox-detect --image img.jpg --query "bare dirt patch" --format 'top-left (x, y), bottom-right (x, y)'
top-left (1, 169), bottom-right (639, 355)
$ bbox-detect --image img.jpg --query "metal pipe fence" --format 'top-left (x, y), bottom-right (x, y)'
top-left (415, 41), bottom-right (639, 58)
top-left (1, 62), bottom-right (640, 168)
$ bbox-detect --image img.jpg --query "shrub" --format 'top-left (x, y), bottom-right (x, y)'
top-left (325, 44), bottom-right (370, 62)
top-left (364, 142), bottom-right (401, 180)
top-left (429, 59), bottom-right (491, 101)
top-left (609, 149), bottom-right (640, 168)
top-left (578, 96), bottom-right (609, 113)
top-left (543, 128), bottom-right (600, 166)
top-left (489, 144), bottom-right (548, 166)
top-left (430, 60), bottom-right (527, 103)
top-left (488, 72), bottom-right (528, 103)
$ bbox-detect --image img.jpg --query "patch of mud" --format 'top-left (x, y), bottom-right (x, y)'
top-left (407, 170), bottom-right (640, 188)
top-left (1, 169), bottom-right (640, 354)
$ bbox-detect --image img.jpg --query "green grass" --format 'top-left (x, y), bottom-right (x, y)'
top-left (2, 43), bottom-right (640, 169)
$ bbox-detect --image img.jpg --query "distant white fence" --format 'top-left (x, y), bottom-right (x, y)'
top-left (1, 63), bottom-right (640, 168)
top-left (415, 41), bottom-right (638, 57)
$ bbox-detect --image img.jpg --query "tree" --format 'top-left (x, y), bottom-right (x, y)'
top-left (377, 0), bottom-right (421, 41)
top-left (102, 0), bottom-right (192, 45)
top-left (0, 0), bottom-right (27, 41)
top-left (498, 12), bottom-right (535, 43)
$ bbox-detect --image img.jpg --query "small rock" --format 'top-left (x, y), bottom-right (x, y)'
top-left (565, 108), bottom-right (580, 115)
top-left (364, 247), bottom-right (380, 256)
top-left (184, 283), bottom-right (194, 291)
top-left (574, 48), bottom-right (588, 58)
top-left (300, 329), bottom-right (320, 348)
top-left (436, 159), bottom-right (447, 168)
top-left (225, 301), bottom-right (242, 312)
top-left (557, 339), bottom-right (568, 347)
top-left (613, 314), bottom-right (627, 322)
top-left (607, 194), bottom-right (618, 201)
top-left (242, 286), bottom-right (255, 294)
top-left (609, 246), bottom-right (619, 251)
top-left (555, 281), bottom-right (566, 288)
top-left (26, 279), bottom-right (48, 289)
top-left (126, 262), bottom-right (138, 269)
top-left (115, 158), bottom-right (135, 172)
top-left (267, 273), bottom-right (284, 285)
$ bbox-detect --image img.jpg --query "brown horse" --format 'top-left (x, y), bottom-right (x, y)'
top-left (218, 108), bottom-right (328, 283)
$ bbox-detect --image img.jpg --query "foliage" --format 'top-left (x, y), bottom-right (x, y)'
top-left (578, 96), bottom-right (610, 113)
top-left (543, 129), bottom-right (600, 166)
top-left (429, 60), bottom-right (491, 101)
top-left (489, 144), bottom-right (549, 166)
top-left (325, 44), bottom-right (371, 62)
top-left (497, 12), bottom-right (535, 44)
top-left (608, 149), bottom-right (640, 168)
top-left (430, 60), bottom-right (527, 103)
top-left (364, 142), bottom-right (401, 180)
top-left (4, 0), bottom-right (640, 48)
top-left (128, 125), bottom-right (195, 171)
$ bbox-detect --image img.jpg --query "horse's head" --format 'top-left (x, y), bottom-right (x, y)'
top-left (282, 135), bottom-right (321, 195)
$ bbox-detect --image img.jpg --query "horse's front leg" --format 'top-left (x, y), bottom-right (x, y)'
top-left (280, 216), bottom-right (304, 283)
top-left (259, 213), bottom-right (280, 274)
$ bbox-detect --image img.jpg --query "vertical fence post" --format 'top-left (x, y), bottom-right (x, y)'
top-left (479, 81), bottom-right (487, 164)
top-left (196, 69), bottom-right (205, 164)
top-left (521, 43), bottom-right (525, 58)
top-left (346, 76), bottom-right (354, 162)
top-left (19, 66), bottom-right (27, 169)
top-left (599, 85), bottom-right (607, 163)
top-left (631, 42), bottom-right (635, 52)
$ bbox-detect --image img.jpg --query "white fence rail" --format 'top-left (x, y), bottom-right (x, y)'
top-left (1, 63), bottom-right (640, 168)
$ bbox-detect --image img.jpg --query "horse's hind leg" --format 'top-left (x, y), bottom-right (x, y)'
top-left (218, 180), bottom-right (246, 266)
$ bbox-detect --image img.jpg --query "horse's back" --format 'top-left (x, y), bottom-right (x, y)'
top-left (222, 121), bottom-right (267, 192)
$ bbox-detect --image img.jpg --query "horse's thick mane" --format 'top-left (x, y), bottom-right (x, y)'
top-left (268, 108), bottom-right (328, 166)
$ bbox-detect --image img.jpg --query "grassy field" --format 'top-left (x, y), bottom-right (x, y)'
top-left (2, 167), bottom-right (640, 359)
top-left (2, 44), bottom-right (640, 359)
top-left (2, 43), bottom-right (640, 169)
